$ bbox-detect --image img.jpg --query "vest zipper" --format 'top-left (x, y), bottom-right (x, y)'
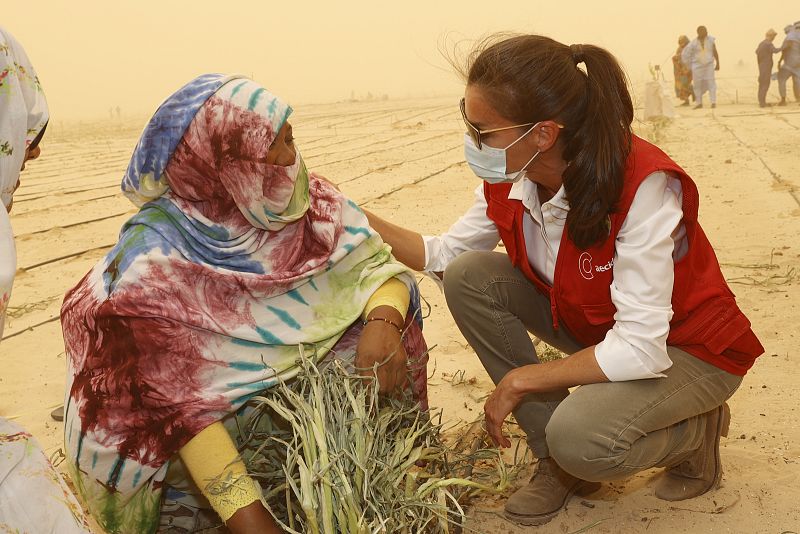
top-left (515, 189), bottom-right (561, 330)
top-left (550, 291), bottom-right (560, 331)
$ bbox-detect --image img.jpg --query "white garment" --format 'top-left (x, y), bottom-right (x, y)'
top-left (781, 37), bottom-right (800, 68)
top-left (694, 77), bottom-right (717, 104)
top-left (423, 172), bottom-right (687, 382)
top-left (644, 80), bottom-right (675, 121)
top-left (0, 418), bottom-right (91, 533)
top-left (686, 37), bottom-right (718, 103)
top-left (0, 207), bottom-right (15, 339)
top-left (682, 35), bottom-right (717, 76)
top-left (0, 26), bottom-right (49, 340)
top-left (0, 29), bottom-right (85, 534)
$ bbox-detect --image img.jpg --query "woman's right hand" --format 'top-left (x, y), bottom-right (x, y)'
top-left (355, 306), bottom-right (409, 393)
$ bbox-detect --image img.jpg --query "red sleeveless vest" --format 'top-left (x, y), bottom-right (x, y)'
top-left (483, 135), bottom-right (763, 375)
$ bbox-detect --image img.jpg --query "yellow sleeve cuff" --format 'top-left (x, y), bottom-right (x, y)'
top-left (363, 277), bottom-right (410, 320)
top-left (178, 421), bottom-right (263, 523)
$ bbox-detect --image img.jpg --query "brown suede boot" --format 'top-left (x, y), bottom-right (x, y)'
top-left (655, 403), bottom-right (730, 501)
top-left (504, 457), bottom-right (602, 526)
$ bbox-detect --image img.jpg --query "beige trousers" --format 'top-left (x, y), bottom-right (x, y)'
top-left (442, 251), bottom-right (742, 482)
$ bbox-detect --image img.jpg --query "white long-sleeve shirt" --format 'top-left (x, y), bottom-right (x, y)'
top-left (423, 172), bottom-right (687, 382)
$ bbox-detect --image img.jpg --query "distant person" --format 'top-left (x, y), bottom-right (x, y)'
top-left (672, 35), bottom-right (694, 106)
top-left (791, 24), bottom-right (800, 102)
top-left (777, 22), bottom-right (800, 106)
top-left (779, 24), bottom-right (800, 101)
top-left (682, 26), bottom-right (720, 109)
top-left (756, 29), bottom-right (781, 107)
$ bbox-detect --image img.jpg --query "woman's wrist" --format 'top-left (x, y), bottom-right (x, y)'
top-left (366, 305), bottom-right (403, 324)
top-left (364, 305), bottom-right (404, 333)
top-left (507, 365), bottom-right (539, 398)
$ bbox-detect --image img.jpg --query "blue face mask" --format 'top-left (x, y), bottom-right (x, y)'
top-left (463, 123), bottom-right (541, 184)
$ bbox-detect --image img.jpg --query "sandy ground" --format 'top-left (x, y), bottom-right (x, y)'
top-left (1, 80), bottom-right (799, 533)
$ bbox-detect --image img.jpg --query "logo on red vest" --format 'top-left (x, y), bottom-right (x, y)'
top-left (578, 252), bottom-right (614, 280)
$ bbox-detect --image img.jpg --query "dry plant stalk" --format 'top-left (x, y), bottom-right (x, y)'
top-left (232, 347), bottom-right (514, 534)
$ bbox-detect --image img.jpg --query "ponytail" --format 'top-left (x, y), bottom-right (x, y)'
top-left (464, 35), bottom-right (634, 249)
top-left (561, 44), bottom-right (633, 248)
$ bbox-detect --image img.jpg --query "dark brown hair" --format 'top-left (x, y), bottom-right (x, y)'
top-left (461, 34), bottom-right (633, 249)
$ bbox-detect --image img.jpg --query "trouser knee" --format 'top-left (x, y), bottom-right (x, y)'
top-left (442, 251), bottom-right (499, 310)
top-left (545, 408), bottom-right (622, 482)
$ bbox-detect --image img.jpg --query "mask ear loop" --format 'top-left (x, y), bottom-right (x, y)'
top-left (503, 122), bottom-right (541, 180)
top-left (506, 150), bottom-right (540, 181)
top-left (502, 122), bottom-right (540, 150)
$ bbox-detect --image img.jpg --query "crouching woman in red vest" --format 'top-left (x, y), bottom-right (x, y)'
top-left (364, 34), bottom-right (764, 526)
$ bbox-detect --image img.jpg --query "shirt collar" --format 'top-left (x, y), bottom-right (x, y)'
top-left (507, 179), bottom-right (568, 212)
top-left (508, 179), bottom-right (525, 201)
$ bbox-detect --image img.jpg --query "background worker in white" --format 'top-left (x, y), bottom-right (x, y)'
top-left (682, 25), bottom-right (720, 109)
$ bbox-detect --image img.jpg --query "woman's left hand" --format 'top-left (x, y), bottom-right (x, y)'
top-left (484, 347), bottom-right (608, 448)
top-left (484, 367), bottom-right (528, 448)
top-left (355, 307), bottom-right (408, 394)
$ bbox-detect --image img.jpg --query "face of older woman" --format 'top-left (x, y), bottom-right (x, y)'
top-left (266, 122), bottom-right (297, 166)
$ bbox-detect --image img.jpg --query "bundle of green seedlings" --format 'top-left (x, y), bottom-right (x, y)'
top-left (232, 346), bottom-right (516, 534)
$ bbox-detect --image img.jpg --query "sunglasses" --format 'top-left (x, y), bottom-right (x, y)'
top-left (460, 98), bottom-right (563, 150)
top-left (460, 98), bottom-right (538, 150)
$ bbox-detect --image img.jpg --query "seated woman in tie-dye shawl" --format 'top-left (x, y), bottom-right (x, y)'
top-left (60, 74), bottom-right (429, 534)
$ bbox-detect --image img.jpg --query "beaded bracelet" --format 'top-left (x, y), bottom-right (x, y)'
top-left (363, 316), bottom-right (403, 334)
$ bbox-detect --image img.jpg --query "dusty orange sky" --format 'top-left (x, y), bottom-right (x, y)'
top-left (4, 0), bottom-right (798, 119)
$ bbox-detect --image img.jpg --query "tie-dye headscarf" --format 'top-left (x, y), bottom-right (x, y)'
top-left (61, 74), bottom-right (427, 534)
top-left (0, 26), bottom-right (49, 340)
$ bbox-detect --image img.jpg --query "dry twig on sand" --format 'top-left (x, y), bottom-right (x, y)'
top-left (5, 295), bottom-right (60, 318)
top-left (723, 249), bottom-right (796, 292)
top-left (568, 518), bottom-right (612, 534)
top-left (667, 494), bottom-right (741, 514)
top-left (726, 267), bottom-right (796, 292)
